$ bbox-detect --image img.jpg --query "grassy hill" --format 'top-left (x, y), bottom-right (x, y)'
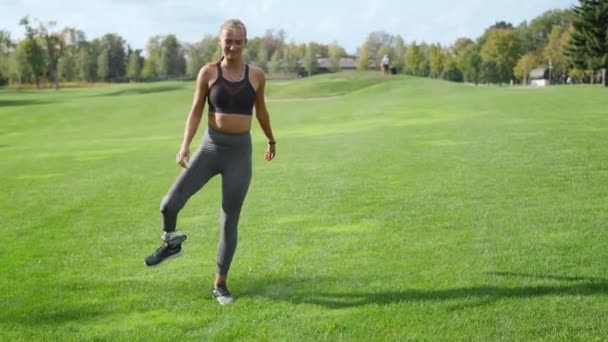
top-left (1, 74), bottom-right (607, 340)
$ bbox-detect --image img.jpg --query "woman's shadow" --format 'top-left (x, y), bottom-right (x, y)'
top-left (239, 272), bottom-right (608, 309)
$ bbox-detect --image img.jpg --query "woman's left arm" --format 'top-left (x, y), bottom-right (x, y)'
top-left (253, 68), bottom-right (276, 161)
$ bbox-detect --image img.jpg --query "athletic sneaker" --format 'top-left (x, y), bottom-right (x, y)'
top-left (212, 285), bottom-right (235, 305)
top-left (144, 231), bottom-right (187, 267)
top-left (144, 243), bottom-right (183, 266)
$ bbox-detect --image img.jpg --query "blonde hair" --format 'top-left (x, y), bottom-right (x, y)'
top-left (210, 19), bottom-right (248, 65)
top-left (219, 19), bottom-right (247, 42)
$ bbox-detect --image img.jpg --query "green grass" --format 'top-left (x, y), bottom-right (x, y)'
top-left (1, 73), bottom-right (608, 341)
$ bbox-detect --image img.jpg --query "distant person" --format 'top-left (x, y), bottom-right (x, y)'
top-left (381, 55), bottom-right (390, 74)
top-left (144, 18), bottom-right (277, 305)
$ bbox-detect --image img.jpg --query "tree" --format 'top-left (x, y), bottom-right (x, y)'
top-left (357, 43), bottom-right (370, 70)
top-left (393, 35), bottom-right (406, 72)
top-left (282, 43), bottom-right (301, 73)
top-left (97, 48), bottom-right (109, 81)
top-left (19, 17), bottom-right (45, 88)
top-left (98, 33), bottom-right (126, 82)
top-left (0, 30), bottom-right (14, 85)
top-left (517, 9), bottom-right (573, 53)
top-left (243, 37), bottom-right (261, 64)
top-left (480, 28), bottom-right (521, 84)
top-left (566, 0), bottom-right (608, 86)
top-left (37, 20), bottom-right (64, 89)
top-left (77, 42), bottom-right (96, 82)
top-left (268, 50), bottom-right (281, 74)
top-left (328, 41), bottom-right (344, 73)
top-left (56, 27), bottom-right (85, 82)
top-left (513, 52), bottom-right (540, 84)
top-left (452, 38), bottom-right (474, 82)
top-left (256, 43), bottom-right (269, 72)
top-left (261, 29), bottom-right (286, 62)
top-left (159, 34), bottom-right (185, 79)
top-left (464, 47), bottom-right (482, 85)
top-left (303, 42), bottom-right (318, 76)
top-left (141, 56), bottom-right (158, 81)
top-left (58, 54), bottom-right (77, 82)
top-left (8, 41), bottom-right (31, 86)
top-left (543, 25), bottom-right (570, 83)
top-left (364, 31), bottom-right (394, 62)
top-left (428, 44), bottom-right (444, 79)
top-left (405, 42), bottom-right (425, 76)
top-left (441, 53), bottom-right (463, 82)
top-left (185, 41), bottom-right (207, 79)
top-left (127, 49), bottom-right (142, 81)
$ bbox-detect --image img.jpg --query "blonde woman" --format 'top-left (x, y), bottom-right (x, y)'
top-left (145, 19), bottom-right (276, 305)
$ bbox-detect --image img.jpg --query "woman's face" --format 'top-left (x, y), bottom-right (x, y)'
top-left (219, 27), bottom-right (246, 61)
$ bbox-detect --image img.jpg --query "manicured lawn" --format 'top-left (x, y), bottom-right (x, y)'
top-left (1, 73), bottom-right (607, 340)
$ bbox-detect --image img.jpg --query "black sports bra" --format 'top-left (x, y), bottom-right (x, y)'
top-left (207, 63), bottom-right (256, 115)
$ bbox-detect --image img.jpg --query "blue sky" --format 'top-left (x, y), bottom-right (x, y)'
top-left (1, 0), bottom-right (576, 54)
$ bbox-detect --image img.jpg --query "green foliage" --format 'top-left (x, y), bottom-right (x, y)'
top-left (96, 49), bottom-right (109, 81)
top-left (513, 52), bottom-right (540, 83)
top-left (159, 34), bottom-right (185, 79)
top-left (281, 44), bottom-right (300, 73)
top-left (256, 44), bottom-right (269, 72)
top-left (566, 0), bottom-right (608, 85)
top-left (518, 9), bottom-right (573, 53)
top-left (98, 33), bottom-right (127, 82)
top-left (0, 30), bottom-right (13, 85)
top-left (393, 35), bottom-right (406, 72)
top-left (268, 50), bottom-right (281, 74)
top-left (303, 43), bottom-right (318, 76)
top-left (141, 56), bottom-right (159, 81)
top-left (57, 54), bottom-right (77, 81)
top-left (441, 53), bottom-right (463, 82)
top-left (328, 41), bottom-right (343, 73)
top-left (464, 47), bottom-right (482, 84)
top-left (356, 43), bottom-right (370, 70)
top-left (405, 42), bottom-right (425, 76)
top-left (543, 25), bottom-right (570, 82)
top-left (19, 17), bottom-right (45, 87)
top-left (428, 44), bottom-right (444, 79)
top-left (77, 43), bottom-right (96, 82)
top-left (127, 50), bottom-right (142, 82)
top-left (481, 28), bottom-right (520, 83)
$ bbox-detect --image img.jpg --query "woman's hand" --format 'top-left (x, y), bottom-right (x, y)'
top-left (265, 142), bottom-right (276, 161)
top-left (176, 147), bottom-right (190, 168)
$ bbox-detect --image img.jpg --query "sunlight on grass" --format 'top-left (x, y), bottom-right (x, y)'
top-left (1, 75), bottom-right (608, 340)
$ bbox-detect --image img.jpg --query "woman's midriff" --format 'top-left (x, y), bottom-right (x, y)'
top-left (208, 113), bottom-right (252, 134)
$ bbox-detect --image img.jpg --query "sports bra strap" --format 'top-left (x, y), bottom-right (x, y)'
top-left (216, 62), bottom-right (223, 77)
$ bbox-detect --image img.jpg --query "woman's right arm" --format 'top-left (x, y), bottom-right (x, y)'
top-left (177, 66), bottom-right (209, 168)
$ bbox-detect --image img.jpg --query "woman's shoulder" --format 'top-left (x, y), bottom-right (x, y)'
top-left (197, 63), bottom-right (219, 82)
top-left (249, 64), bottom-right (266, 81)
top-left (248, 64), bottom-right (266, 78)
top-left (201, 62), bottom-right (220, 73)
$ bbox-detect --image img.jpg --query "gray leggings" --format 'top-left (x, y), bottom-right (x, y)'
top-left (160, 126), bottom-right (252, 275)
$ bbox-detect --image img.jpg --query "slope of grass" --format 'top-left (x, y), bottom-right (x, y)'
top-left (265, 71), bottom-right (394, 99)
top-left (1, 76), bottom-right (607, 340)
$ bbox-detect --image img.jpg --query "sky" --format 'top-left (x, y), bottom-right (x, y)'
top-left (1, 0), bottom-right (576, 54)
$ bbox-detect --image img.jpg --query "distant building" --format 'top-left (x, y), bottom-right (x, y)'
top-left (316, 57), bottom-right (358, 73)
top-left (529, 68), bottom-right (550, 87)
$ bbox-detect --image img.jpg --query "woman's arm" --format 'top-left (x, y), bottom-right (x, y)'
top-left (253, 68), bottom-right (276, 161)
top-left (177, 66), bottom-right (209, 168)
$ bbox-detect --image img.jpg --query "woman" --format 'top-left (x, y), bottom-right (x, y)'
top-left (144, 19), bottom-right (276, 305)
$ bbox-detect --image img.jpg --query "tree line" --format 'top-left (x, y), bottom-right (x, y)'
top-left (0, 0), bottom-right (606, 88)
